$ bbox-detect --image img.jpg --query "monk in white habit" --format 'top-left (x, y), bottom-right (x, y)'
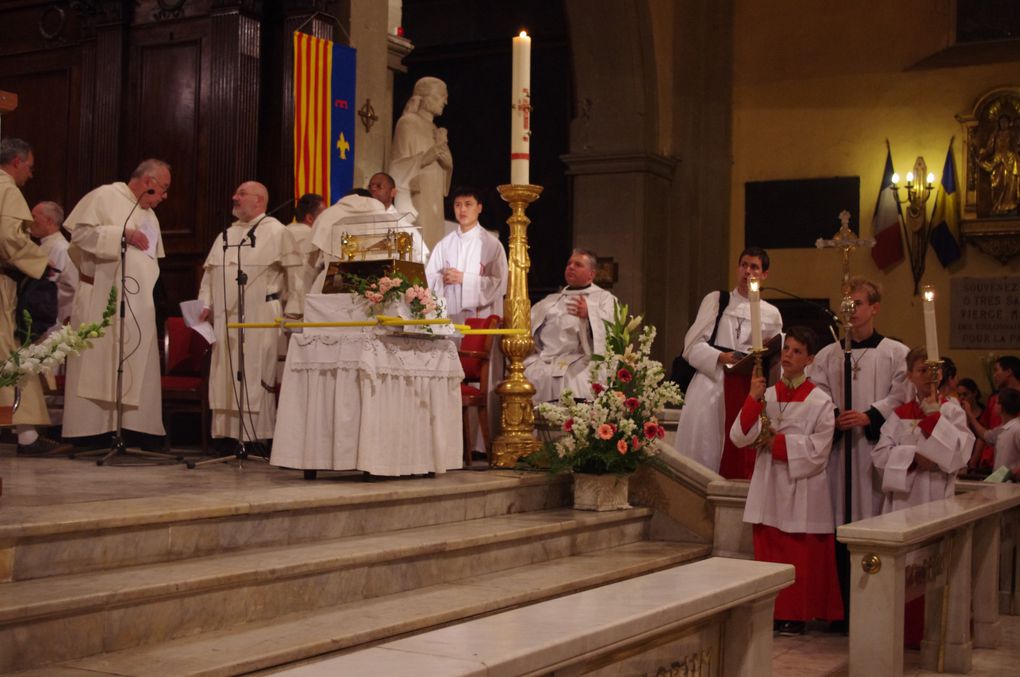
top-left (524, 248), bottom-right (617, 401)
top-left (730, 326), bottom-right (843, 635)
top-left (807, 277), bottom-right (909, 524)
top-left (424, 186), bottom-right (507, 325)
top-left (389, 77), bottom-right (453, 248)
top-left (62, 158), bottom-right (170, 443)
top-left (0, 139), bottom-right (69, 455)
top-left (31, 201), bottom-right (78, 332)
top-left (675, 247), bottom-right (782, 475)
top-left (306, 192), bottom-right (390, 293)
top-left (872, 346), bottom-right (973, 513)
top-left (198, 181), bottom-right (303, 441)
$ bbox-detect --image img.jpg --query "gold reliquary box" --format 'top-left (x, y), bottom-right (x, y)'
top-left (321, 259), bottom-right (426, 294)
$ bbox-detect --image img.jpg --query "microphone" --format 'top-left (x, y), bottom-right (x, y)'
top-left (122, 188), bottom-right (157, 250)
top-left (244, 199), bottom-right (292, 247)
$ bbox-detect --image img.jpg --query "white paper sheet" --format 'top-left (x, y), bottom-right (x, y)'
top-left (180, 299), bottom-right (216, 344)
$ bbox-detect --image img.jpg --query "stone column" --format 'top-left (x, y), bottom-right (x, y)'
top-left (723, 595), bottom-right (776, 676)
top-left (848, 546), bottom-right (906, 677)
top-left (973, 515), bottom-right (1002, 648)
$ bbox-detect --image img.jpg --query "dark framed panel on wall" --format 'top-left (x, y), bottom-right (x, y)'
top-left (745, 176), bottom-right (861, 249)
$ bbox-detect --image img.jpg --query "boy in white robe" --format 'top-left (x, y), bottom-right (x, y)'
top-left (731, 326), bottom-right (843, 634)
top-left (525, 248), bottom-right (617, 401)
top-left (807, 277), bottom-right (909, 524)
top-left (424, 187), bottom-right (507, 325)
top-left (872, 346), bottom-right (973, 513)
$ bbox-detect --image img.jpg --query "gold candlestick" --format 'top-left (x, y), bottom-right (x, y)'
top-left (751, 348), bottom-right (775, 450)
top-left (925, 359), bottom-right (943, 393)
top-left (492, 183), bottom-right (543, 468)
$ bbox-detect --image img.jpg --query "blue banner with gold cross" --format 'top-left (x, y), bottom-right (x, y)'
top-left (330, 44), bottom-right (356, 201)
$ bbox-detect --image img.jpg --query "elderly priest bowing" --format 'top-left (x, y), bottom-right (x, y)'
top-left (525, 249), bottom-right (617, 402)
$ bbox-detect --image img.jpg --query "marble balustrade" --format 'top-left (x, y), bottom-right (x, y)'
top-left (272, 557), bottom-right (794, 677)
top-left (837, 484), bottom-right (1020, 677)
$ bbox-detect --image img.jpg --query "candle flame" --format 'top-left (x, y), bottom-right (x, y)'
top-left (749, 277), bottom-right (760, 293)
top-left (924, 290), bottom-right (935, 302)
top-left (519, 30), bottom-right (528, 38)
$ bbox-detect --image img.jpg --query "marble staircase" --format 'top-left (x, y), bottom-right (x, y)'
top-left (0, 470), bottom-right (711, 675)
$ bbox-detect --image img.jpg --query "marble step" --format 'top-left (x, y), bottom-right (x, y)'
top-left (0, 507), bottom-right (652, 673)
top-left (22, 540), bottom-right (711, 677)
top-left (2, 471), bottom-right (571, 581)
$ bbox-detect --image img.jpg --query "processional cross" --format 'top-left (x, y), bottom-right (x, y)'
top-left (815, 210), bottom-right (874, 528)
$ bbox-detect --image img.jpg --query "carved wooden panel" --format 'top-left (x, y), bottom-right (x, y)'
top-left (0, 49), bottom-right (84, 212)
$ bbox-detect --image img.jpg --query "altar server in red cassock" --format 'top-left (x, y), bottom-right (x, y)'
top-left (730, 326), bottom-right (843, 633)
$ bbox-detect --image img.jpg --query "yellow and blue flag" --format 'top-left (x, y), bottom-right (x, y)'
top-left (294, 33), bottom-right (356, 204)
top-left (929, 139), bottom-right (962, 267)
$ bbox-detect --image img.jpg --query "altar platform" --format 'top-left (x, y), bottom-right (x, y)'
top-left (0, 447), bottom-right (712, 675)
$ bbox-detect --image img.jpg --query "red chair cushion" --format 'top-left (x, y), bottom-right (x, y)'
top-left (161, 375), bottom-right (203, 391)
top-left (166, 316), bottom-right (210, 376)
top-left (461, 383), bottom-right (482, 398)
top-left (460, 315), bottom-right (500, 380)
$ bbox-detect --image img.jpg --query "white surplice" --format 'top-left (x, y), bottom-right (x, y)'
top-left (730, 380), bottom-right (836, 534)
top-left (424, 223), bottom-right (507, 325)
top-left (524, 284), bottom-right (617, 401)
top-left (38, 231), bottom-right (78, 331)
top-left (62, 182), bottom-right (165, 436)
top-left (675, 289), bottom-right (782, 473)
top-left (199, 216), bottom-right (302, 440)
top-left (872, 393), bottom-right (973, 514)
top-left (807, 333), bottom-right (909, 523)
top-left (307, 195), bottom-right (389, 293)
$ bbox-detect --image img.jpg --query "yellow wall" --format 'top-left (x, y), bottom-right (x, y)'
top-left (731, 0), bottom-right (1020, 388)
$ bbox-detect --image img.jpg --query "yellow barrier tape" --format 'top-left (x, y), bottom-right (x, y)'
top-left (224, 318), bottom-right (529, 336)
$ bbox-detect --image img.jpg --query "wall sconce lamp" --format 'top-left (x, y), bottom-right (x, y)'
top-left (889, 156), bottom-right (937, 294)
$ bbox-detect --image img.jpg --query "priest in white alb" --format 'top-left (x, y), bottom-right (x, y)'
top-left (424, 186), bottom-right (507, 325)
top-left (675, 247), bottom-right (783, 475)
top-left (525, 249), bottom-right (616, 401)
top-left (62, 159), bottom-right (170, 443)
top-left (198, 181), bottom-right (303, 441)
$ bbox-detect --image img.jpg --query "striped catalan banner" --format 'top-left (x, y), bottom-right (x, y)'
top-left (294, 33), bottom-right (356, 205)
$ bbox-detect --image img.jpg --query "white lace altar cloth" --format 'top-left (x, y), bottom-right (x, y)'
top-left (270, 328), bottom-right (464, 475)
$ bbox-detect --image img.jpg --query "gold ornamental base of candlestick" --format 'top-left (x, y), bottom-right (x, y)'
top-left (492, 183), bottom-right (543, 469)
top-left (750, 347), bottom-right (775, 450)
top-left (925, 359), bottom-right (944, 390)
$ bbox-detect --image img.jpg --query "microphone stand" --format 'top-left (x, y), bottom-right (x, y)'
top-left (96, 189), bottom-right (180, 466)
top-left (187, 219), bottom-right (272, 469)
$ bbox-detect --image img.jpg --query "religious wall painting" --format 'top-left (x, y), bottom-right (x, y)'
top-left (956, 87), bottom-right (1020, 264)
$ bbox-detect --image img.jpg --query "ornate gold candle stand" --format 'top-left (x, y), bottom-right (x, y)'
top-left (925, 359), bottom-right (944, 395)
top-left (492, 183), bottom-right (543, 468)
top-left (750, 347), bottom-right (775, 450)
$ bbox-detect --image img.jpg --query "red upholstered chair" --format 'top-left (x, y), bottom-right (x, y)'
top-left (460, 314), bottom-right (502, 467)
top-left (162, 317), bottom-right (212, 452)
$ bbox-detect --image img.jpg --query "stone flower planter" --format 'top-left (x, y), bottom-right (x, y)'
top-left (572, 472), bottom-right (632, 511)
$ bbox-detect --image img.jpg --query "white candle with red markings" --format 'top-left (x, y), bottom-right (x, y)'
top-left (511, 31), bottom-right (531, 185)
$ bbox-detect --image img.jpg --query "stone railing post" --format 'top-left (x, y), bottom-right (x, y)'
top-left (973, 514), bottom-right (1002, 648)
top-left (848, 545), bottom-right (907, 677)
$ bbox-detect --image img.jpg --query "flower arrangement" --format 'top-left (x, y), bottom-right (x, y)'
top-left (348, 271), bottom-right (446, 328)
top-left (0, 287), bottom-right (117, 389)
top-left (535, 302), bottom-right (683, 475)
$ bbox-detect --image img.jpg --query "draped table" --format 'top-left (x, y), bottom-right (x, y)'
top-left (270, 295), bottom-right (464, 476)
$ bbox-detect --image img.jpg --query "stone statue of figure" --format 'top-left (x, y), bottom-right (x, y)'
top-left (389, 77), bottom-right (453, 248)
top-left (976, 113), bottom-right (1020, 215)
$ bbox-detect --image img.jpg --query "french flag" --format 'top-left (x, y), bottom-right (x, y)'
top-left (870, 145), bottom-right (904, 269)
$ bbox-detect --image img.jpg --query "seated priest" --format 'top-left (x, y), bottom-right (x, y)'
top-left (524, 249), bottom-right (617, 401)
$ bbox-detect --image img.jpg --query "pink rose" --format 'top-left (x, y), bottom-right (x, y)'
top-left (613, 391), bottom-right (626, 402)
top-left (616, 439), bottom-right (628, 454)
top-left (597, 423), bottom-right (615, 440)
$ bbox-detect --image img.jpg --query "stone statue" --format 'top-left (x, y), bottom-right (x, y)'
top-left (976, 113), bottom-right (1020, 215)
top-left (389, 77), bottom-right (453, 248)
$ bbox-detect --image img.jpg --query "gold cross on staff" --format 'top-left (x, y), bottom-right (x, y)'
top-left (815, 210), bottom-right (874, 347)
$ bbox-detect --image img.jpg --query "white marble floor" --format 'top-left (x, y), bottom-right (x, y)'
top-left (774, 615), bottom-right (1020, 676)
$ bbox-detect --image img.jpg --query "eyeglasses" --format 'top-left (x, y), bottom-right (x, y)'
top-left (146, 175), bottom-right (170, 197)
